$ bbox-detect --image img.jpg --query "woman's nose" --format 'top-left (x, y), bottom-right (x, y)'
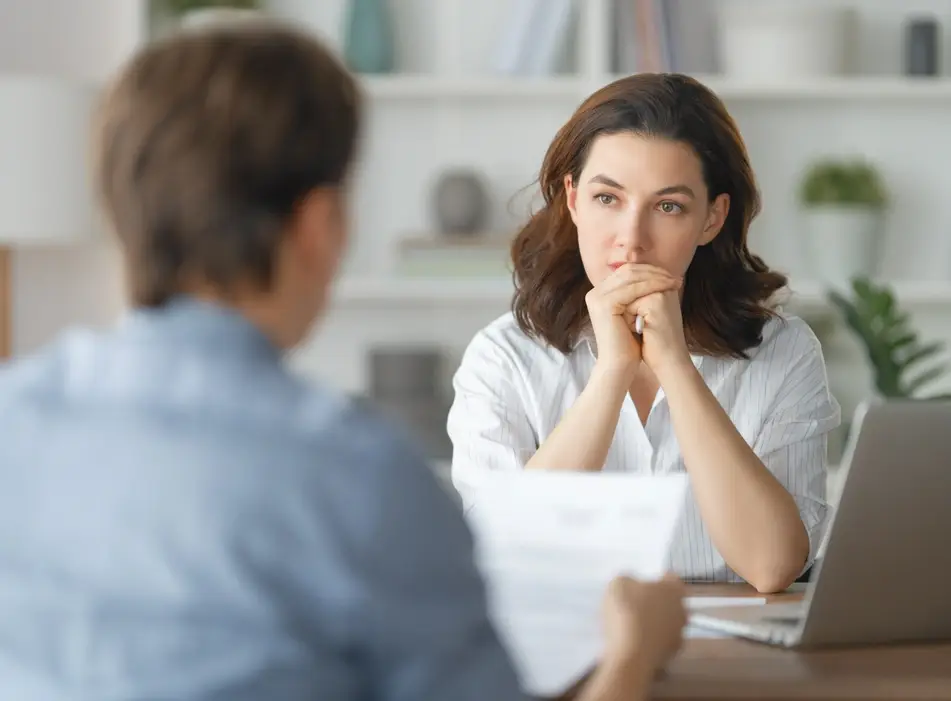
top-left (615, 211), bottom-right (651, 253)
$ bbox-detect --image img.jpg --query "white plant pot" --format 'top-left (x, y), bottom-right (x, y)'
top-left (801, 206), bottom-right (884, 288)
top-left (716, 1), bottom-right (850, 79)
top-left (180, 8), bottom-right (262, 31)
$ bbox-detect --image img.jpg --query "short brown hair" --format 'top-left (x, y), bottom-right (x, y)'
top-left (94, 22), bottom-right (362, 307)
top-left (511, 73), bottom-right (785, 357)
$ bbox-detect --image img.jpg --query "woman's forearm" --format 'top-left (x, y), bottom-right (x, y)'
top-left (525, 362), bottom-right (631, 472)
top-left (657, 358), bottom-right (809, 593)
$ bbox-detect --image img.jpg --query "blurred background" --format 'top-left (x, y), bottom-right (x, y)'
top-left (2, 0), bottom-right (951, 487)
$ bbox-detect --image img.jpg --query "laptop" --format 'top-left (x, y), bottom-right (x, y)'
top-left (690, 399), bottom-right (951, 648)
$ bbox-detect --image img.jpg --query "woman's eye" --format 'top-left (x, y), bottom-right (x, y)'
top-left (659, 201), bottom-right (683, 214)
top-left (596, 193), bottom-right (616, 206)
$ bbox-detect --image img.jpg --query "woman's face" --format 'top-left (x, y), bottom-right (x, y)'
top-left (565, 132), bottom-right (730, 287)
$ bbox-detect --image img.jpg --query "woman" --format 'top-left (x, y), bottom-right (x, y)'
top-left (446, 73), bottom-right (841, 594)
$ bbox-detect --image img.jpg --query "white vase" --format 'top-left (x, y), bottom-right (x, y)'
top-left (180, 8), bottom-right (263, 31)
top-left (716, 1), bottom-right (851, 79)
top-left (801, 205), bottom-right (884, 288)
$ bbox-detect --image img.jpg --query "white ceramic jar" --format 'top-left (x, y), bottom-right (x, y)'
top-left (716, 1), bottom-right (851, 79)
top-left (179, 8), bottom-right (263, 31)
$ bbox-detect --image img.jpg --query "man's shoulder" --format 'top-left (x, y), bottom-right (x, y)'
top-left (0, 331), bottom-right (76, 400)
top-left (290, 386), bottom-right (427, 470)
top-left (0, 326), bottom-right (425, 478)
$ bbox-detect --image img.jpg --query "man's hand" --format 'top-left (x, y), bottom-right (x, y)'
top-left (601, 573), bottom-right (687, 675)
top-left (572, 574), bottom-right (687, 701)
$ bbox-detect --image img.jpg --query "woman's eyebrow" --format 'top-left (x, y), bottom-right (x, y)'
top-left (655, 184), bottom-right (696, 199)
top-left (588, 174), bottom-right (625, 189)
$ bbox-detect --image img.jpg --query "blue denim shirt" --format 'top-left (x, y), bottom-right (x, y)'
top-left (0, 298), bottom-right (525, 701)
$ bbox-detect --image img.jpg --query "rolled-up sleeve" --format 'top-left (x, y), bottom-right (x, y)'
top-left (752, 322), bottom-right (842, 570)
top-left (446, 331), bottom-right (538, 511)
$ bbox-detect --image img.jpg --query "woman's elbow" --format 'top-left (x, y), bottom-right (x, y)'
top-left (747, 567), bottom-right (800, 595)
top-left (747, 540), bottom-right (810, 594)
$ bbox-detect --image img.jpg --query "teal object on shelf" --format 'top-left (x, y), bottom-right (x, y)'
top-left (342, 0), bottom-right (395, 74)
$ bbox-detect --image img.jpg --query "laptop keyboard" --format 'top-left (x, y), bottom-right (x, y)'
top-left (761, 602), bottom-right (805, 624)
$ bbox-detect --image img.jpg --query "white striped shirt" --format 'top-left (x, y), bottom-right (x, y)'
top-left (446, 311), bottom-right (841, 582)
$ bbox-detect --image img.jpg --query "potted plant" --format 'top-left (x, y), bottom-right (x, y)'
top-left (825, 276), bottom-right (950, 469)
top-left (828, 277), bottom-right (949, 400)
top-left (798, 159), bottom-right (888, 288)
top-left (163, 0), bottom-right (262, 30)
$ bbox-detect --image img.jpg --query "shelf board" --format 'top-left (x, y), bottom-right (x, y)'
top-left (360, 73), bottom-right (951, 102)
top-left (645, 74), bottom-right (951, 101)
top-left (360, 75), bottom-right (583, 100)
top-left (786, 280), bottom-right (951, 310)
top-left (333, 276), bottom-right (515, 305)
top-left (333, 276), bottom-right (951, 309)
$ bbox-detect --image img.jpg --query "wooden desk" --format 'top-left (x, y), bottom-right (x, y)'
top-left (652, 584), bottom-right (951, 700)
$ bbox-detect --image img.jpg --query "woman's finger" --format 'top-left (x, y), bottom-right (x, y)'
top-left (599, 263), bottom-right (680, 294)
top-left (601, 276), bottom-right (680, 314)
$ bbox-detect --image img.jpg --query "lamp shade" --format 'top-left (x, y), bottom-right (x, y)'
top-left (0, 75), bottom-right (100, 245)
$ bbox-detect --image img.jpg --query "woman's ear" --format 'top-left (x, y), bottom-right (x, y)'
top-left (564, 174), bottom-right (579, 225)
top-left (700, 193), bottom-right (730, 245)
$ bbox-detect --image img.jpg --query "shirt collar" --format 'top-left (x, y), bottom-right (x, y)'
top-left (119, 295), bottom-right (282, 363)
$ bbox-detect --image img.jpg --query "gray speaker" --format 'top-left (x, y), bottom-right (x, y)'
top-left (365, 346), bottom-right (452, 461)
top-left (905, 17), bottom-right (940, 76)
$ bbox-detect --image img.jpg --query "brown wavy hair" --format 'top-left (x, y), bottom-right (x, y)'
top-left (510, 73), bottom-right (786, 357)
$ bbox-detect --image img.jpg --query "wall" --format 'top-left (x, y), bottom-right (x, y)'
top-left (282, 0), bottom-right (951, 432)
top-left (0, 0), bottom-right (139, 353)
top-left (3, 0), bottom-right (951, 442)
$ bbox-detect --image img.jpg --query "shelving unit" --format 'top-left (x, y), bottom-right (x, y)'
top-left (786, 280), bottom-right (951, 315)
top-left (334, 275), bottom-right (515, 305)
top-left (361, 75), bottom-right (583, 101)
top-left (362, 74), bottom-right (951, 103)
top-left (320, 0), bottom-right (951, 292)
top-left (696, 75), bottom-right (951, 101)
top-left (128, 0), bottom-right (951, 399)
top-left (334, 275), bottom-right (951, 312)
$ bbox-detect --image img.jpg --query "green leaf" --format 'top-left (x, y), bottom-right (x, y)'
top-left (800, 160), bottom-right (888, 207)
top-left (828, 276), bottom-right (948, 398)
top-left (888, 332), bottom-right (917, 351)
top-left (852, 277), bottom-right (873, 298)
top-left (898, 341), bottom-right (945, 370)
top-left (904, 363), bottom-right (948, 395)
top-left (888, 311), bottom-right (912, 330)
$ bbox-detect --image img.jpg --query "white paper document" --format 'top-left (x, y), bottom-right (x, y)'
top-left (687, 596), bottom-right (767, 609)
top-left (464, 472), bottom-right (689, 697)
top-left (685, 597), bottom-right (767, 638)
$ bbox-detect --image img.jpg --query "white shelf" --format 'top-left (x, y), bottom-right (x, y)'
top-left (360, 75), bottom-right (583, 100)
top-left (333, 276), bottom-right (951, 309)
top-left (695, 75), bottom-right (951, 102)
top-left (333, 276), bottom-right (515, 305)
top-left (360, 74), bottom-right (951, 102)
top-left (786, 280), bottom-right (951, 311)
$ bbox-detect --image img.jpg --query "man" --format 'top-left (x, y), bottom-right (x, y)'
top-left (0, 21), bottom-right (686, 701)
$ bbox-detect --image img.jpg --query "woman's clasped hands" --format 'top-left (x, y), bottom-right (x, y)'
top-left (584, 263), bottom-right (691, 377)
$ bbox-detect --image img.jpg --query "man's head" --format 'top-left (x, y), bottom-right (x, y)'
top-left (94, 22), bottom-right (362, 348)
